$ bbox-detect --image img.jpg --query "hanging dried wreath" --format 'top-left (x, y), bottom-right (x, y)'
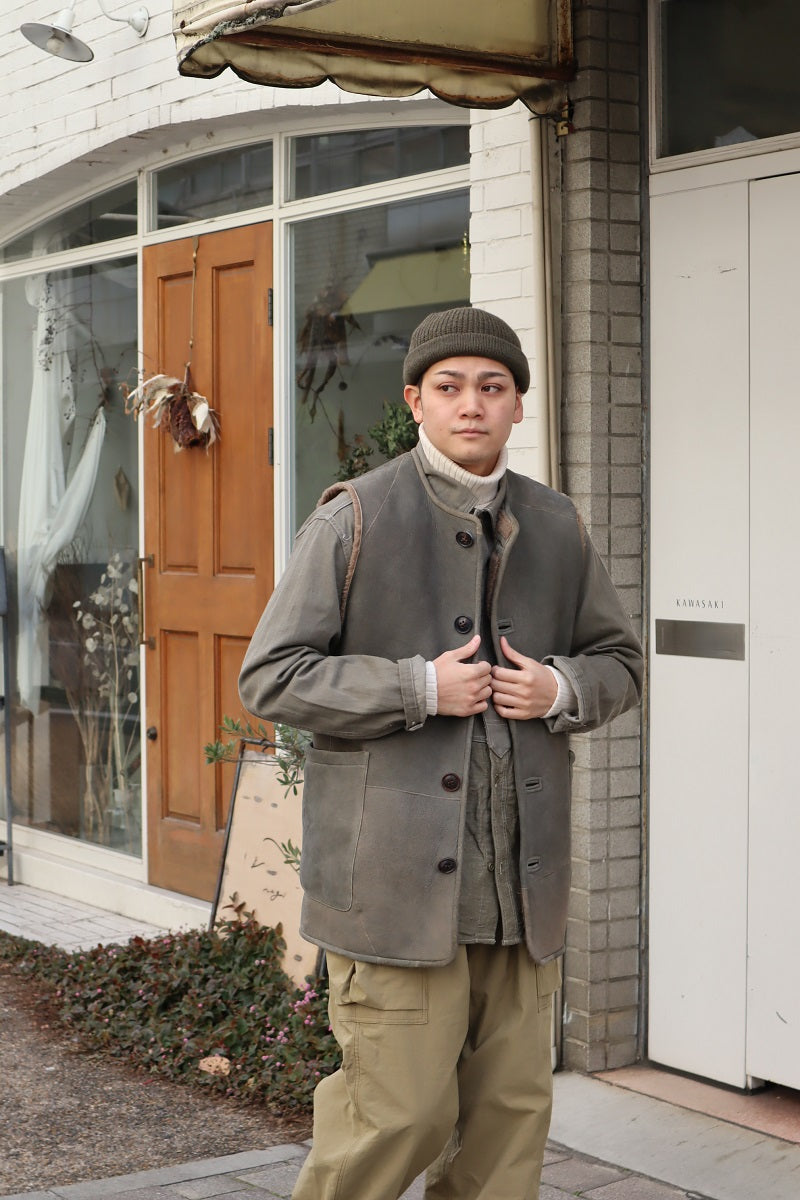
top-left (122, 368), bottom-right (219, 452)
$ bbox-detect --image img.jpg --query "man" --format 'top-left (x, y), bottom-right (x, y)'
top-left (239, 307), bottom-right (643, 1200)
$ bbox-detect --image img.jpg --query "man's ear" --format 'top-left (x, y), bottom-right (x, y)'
top-left (404, 384), bottom-right (424, 426)
top-left (513, 390), bottom-right (524, 425)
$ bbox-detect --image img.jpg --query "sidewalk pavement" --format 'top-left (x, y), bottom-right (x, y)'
top-left (3, 883), bottom-right (800, 1200)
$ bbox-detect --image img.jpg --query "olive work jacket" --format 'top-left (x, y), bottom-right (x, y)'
top-left (239, 448), bottom-right (643, 968)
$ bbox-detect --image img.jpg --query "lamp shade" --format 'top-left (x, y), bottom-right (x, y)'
top-left (21, 5), bottom-right (94, 61)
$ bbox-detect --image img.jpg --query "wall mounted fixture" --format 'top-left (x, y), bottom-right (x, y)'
top-left (21, 0), bottom-right (149, 62)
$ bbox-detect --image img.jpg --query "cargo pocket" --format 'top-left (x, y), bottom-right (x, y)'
top-left (327, 952), bottom-right (429, 1025)
top-left (299, 748), bottom-right (368, 912)
top-left (535, 957), bottom-right (562, 1013)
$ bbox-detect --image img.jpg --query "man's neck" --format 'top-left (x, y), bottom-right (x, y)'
top-left (417, 426), bottom-right (508, 508)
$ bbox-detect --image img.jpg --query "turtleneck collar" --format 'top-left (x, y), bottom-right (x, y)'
top-left (417, 425), bottom-right (507, 509)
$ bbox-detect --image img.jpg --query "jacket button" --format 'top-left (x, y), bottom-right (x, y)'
top-left (454, 615), bottom-right (473, 634)
top-left (441, 773), bottom-right (461, 791)
top-left (437, 858), bottom-right (457, 874)
top-left (456, 531), bottom-right (474, 548)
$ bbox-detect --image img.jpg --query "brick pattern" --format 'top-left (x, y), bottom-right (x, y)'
top-left (2, 3), bottom-right (363, 208)
top-left (469, 105), bottom-right (544, 478)
top-left (559, 0), bottom-right (644, 1072)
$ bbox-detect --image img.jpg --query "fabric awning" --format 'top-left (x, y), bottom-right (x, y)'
top-left (341, 245), bottom-right (469, 315)
top-left (174, 0), bottom-right (574, 113)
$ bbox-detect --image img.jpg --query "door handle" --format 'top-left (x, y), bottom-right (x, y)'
top-left (146, 726), bottom-right (158, 741)
top-left (137, 554), bottom-right (154, 648)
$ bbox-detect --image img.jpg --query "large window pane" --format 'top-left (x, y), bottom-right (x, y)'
top-left (154, 143), bottom-right (274, 229)
top-left (289, 126), bottom-right (470, 200)
top-left (292, 190), bottom-right (470, 524)
top-left (1, 258), bottom-right (141, 855)
top-left (0, 182), bottom-right (137, 264)
top-left (659, 0), bottom-right (800, 157)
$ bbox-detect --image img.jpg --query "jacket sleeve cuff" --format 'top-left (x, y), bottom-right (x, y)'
top-left (399, 655), bottom-right (428, 731)
top-left (543, 665), bottom-right (577, 718)
top-left (541, 655), bottom-right (588, 732)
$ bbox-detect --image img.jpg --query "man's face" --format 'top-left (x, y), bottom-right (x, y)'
top-left (404, 356), bottom-right (523, 477)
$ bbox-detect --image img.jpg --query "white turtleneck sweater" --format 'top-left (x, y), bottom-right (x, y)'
top-left (416, 426), bottom-right (576, 720)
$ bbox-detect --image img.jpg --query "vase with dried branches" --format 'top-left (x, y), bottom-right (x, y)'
top-left (49, 553), bottom-right (141, 848)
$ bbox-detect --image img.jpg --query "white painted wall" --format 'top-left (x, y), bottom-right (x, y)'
top-left (4, 2), bottom-right (347, 198)
top-left (470, 104), bottom-right (544, 481)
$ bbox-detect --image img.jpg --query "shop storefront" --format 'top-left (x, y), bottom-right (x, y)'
top-left (0, 114), bottom-right (472, 918)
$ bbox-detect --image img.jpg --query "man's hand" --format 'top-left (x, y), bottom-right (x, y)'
top-left (490, 636), bottom-right (557, 720)
top-left (433, 635), bottom-right (492, 717)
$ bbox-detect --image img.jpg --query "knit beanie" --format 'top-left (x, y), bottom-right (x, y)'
top-left (403, 306), bottom-right (530, 393)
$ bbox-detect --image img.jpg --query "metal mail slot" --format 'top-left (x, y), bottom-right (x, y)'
top-left (655, 619), bottom-right (745, 661)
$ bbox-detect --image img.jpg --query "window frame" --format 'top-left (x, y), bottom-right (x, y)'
top-left (648, 0), bottom-right (800, 173)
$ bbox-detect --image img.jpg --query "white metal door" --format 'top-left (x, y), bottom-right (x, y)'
top-left (747, 172), bottom-right (800, 1088)
top-left (648, 182), bottom-right (751, 1088)
top-left (649, 170), bottom-right (800, 1091)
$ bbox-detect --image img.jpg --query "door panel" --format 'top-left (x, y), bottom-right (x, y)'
top-left (648, 183), bottom-right (750, 1088)
top-left (649, 171), bottom-right (800, 1091)
top-left (143, 225), bottom-right (273, 900)
top-left (748, 172), bottom-right (800, 1088)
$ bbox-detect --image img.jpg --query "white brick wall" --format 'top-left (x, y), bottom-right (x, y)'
top-left (2, 0), bottom-right (356, 203)
top-left (469, 105), bottom-right (543, 481)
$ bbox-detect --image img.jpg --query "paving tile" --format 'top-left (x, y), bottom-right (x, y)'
top-left (168, 1178), bottom-right (247, 1198)
top-left (540, 1186), bottom-right (578, 1200)
top-left (175, 1193), bottom-right (271, 1200)
top-left (233, 1164), bottom-right (301, 1196)
top-left (78, 1190), bottom-right (171, 1200)
top-left (541, 1157), bottom-right (629, 1193)
top-left (585, 1178), bottom-right (687, 1199)
top-left (543, 1145), bottom-right (573, 1166)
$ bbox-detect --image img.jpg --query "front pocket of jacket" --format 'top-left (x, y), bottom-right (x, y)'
top-left (300, 747), bottom-right (369, 911)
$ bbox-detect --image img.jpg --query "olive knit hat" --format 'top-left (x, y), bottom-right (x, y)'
top-left (403, 306), bottom-right (530, 393)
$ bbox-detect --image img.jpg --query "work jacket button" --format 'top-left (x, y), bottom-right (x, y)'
top-left (437, 858), bottom-right (457, 874)
top-left (454, 615), bottom-right (473, 634)
top-left (455, 531), bottom-right (475, 548)
top-left (441, 773), bottom-right (461, 791)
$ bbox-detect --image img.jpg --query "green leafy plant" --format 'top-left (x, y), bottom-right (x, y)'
top-left (204, 719), bottom-right (310, 797)
top-left (0, 905), bottom-right (338, 1117)
top-left (337, 401), bottom-right (418, 481)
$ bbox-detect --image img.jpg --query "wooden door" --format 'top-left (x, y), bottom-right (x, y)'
top-left (143, 225), bottom-right (273, 900)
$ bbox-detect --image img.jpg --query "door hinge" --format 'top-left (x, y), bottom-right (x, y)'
top-left (268, 427), bottom-right (274, 466)
top-left (267, 287), bottom-right (274, 326)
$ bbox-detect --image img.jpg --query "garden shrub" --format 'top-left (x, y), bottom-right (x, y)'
top-left (0, 906), bottom-right (338, 1117)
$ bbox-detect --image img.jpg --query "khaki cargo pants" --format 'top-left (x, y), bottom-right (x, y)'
top-left (292, 942), bottom-right (560, 1200)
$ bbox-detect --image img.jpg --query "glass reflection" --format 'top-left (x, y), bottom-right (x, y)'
top-left (292, 190), bottom-right (470, 524)
top-left (2, 257), bottom-right (141, 854)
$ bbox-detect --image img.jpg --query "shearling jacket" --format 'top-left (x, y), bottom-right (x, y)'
top-left (239, 447), bottom-right (643, 968)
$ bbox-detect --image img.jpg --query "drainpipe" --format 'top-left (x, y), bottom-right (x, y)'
top-left (529, 115), bottom-right (561, 492)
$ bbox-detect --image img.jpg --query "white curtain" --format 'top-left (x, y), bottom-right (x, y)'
top-left (16, 264), bottom-right (107, 712)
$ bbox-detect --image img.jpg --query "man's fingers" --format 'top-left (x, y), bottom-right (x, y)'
top-left (491, 666), bottom-right (518, 685)
top-left (499, 634), bottom-right (527, 665)
top-left (444, 634), bottom-right (481, 662)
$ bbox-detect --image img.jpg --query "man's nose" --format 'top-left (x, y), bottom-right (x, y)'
top-left (459, 388), bottom-right (484, 416)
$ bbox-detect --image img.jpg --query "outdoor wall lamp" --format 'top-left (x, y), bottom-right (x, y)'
top-left (21, 0), bottom-right (149, 63)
